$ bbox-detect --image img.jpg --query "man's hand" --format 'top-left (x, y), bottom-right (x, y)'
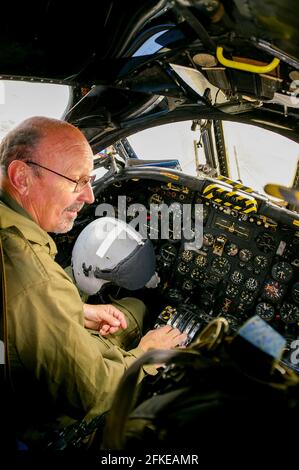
top-left (138, 325), bottom-right (187, 352)
top-left (83, 303), bottom-right (128, 336)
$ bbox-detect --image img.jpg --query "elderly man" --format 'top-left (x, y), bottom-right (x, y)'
top-left (0, 116), bottom-right (186, 448)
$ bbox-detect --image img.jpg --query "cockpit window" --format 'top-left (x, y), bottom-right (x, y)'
top-left (0, 80), bottom-right (70, 140)
top-left (127, 120), bottom-right (299, 196)
top-left (132, 30), bottom-right (169, 56)
top-left (223, 122), bottom-right (299, 196)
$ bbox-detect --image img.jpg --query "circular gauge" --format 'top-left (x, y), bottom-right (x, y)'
top-left (255, 302), bottom-right (275, 321)
top-left (225, 243), bottom-right (239, 257)
top-left (159, 244), bottom-right (177, 262)
top-left (271, 261), bottom-right (293, 283)
top-left (255, 231), bottom-right (276, 254)
top-left (211, 257), bottom-right (231, 276)
top-left (177, 261), bottom-right (190, 275)
top-left (191, 267), bottom-right (205, 282)
top-left (280, 303), bottom-right (299, 324)
top-left (262, 279), bottom-right (286, 303)
top-left (203, 233), bottom-right (214, 247)
top-left (194, 253), bottom-right (208, 268)
top-left (254, 255), bottom-right (268, 269)
top-left (231, 270), bottom-right (244, 285)
top-left (245, 277), bottom-right (259, 292)
top-left (240, 291), bottom-right (254, 304)
top-left (239, 248), bottom-right (253, 263)
top-left (292, 281), bottom-right (299, 304)
top-left (180, 250), bottom-right (194, 262)
top-left (226, 283), bottom-right (240, 298)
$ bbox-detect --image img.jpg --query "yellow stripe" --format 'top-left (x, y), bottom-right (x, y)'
top-left (161, 172), bottom-right (180, 180)
top-left (244, 199), bottom-right (257, 206)
top-left (293, 220), bottom-right (299, 227)
top-left (203, 184), bottom-right (220, 193)
top-left (244, 207), bottom-right (257, 213)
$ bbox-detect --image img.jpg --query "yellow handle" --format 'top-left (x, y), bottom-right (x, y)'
top-left (216, 46), bottom-right (280, 73)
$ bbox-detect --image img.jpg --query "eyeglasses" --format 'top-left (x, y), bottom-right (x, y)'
top-left (26, 161), bottom-right (96, 193)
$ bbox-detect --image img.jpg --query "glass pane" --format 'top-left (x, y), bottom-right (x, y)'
top-left (0, 80), bottom-right (70, 140)
top-left (224, 122), bottom-right (299, 196)
top-left (128, 120), bottom-right (299, 198)
top-left (128, 121), bottom-right (206, 175)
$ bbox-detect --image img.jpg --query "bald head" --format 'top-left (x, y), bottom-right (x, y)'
top-left (0, 116), bottom-right (95, 233)
top-left (0, 116), bottom-right (86, 174)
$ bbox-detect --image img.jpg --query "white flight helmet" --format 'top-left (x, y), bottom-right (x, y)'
top-left (71, 217), bottom-right (156, 295)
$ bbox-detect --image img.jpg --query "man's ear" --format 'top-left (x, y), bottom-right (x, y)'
top-left (7, 161), bottom-right (32, 195)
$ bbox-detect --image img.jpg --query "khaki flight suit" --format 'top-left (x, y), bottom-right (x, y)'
top-left (0, 191), bottom-right (155, 447)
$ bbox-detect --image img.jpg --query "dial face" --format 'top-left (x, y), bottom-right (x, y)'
top-left (271, 261), bottom-right (293, 283)
top-left (226, 283), bottom-right (240, 298)
top-left (225, 243), bottom-right (239, 257)
top-left (255, 302), bottom-right (275, 321)
top-left (254, 255), bottom-right (268, 269)
top-left (292, 282), bottom-right (299, 304)
top-left (255, 232), bottom-right (276, 253)
top-left (231, 270), bottom-right (244, 285)
top-left (211, 257), bottom-right (231, 276)
top-left (194, 253), bottom-right (208, 268)
top-left (280, 303), bottom-right (299, 324)
top-left (245, 277), bottom-right (259, 292)
top-left (180, 250), bottom-right (194, 262)
top-left (240, 291), bottom-right (254, 304)
top-left (239, 248), bottom-right (253, 263)
top-left (160, 244), bottom-right (177, 262)
top-left (203, 233), bottom-right (214, 247)
top-left (262, 280), bottom-right (286, 303)
top-left (191, 267), bottom-right (205, 281)
top-left (177, 261), bottom-right (190, 274)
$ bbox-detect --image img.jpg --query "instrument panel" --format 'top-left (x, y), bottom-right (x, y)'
top-left (55, 175), bottom-right (299, 367)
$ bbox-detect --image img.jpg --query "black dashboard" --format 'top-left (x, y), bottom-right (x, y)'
top-left (54, 172), bottom-right (299, 370)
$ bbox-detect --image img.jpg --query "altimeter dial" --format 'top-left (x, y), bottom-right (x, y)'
top-left (255, 302), bottom-right (275, 321)
top-left (271, 261), bottom-right (293, 283)
top-left (280, 303), bottom-right (299, 324)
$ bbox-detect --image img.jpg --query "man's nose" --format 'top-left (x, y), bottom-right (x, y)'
top-left (78, 182), bottom-right (95, 204)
